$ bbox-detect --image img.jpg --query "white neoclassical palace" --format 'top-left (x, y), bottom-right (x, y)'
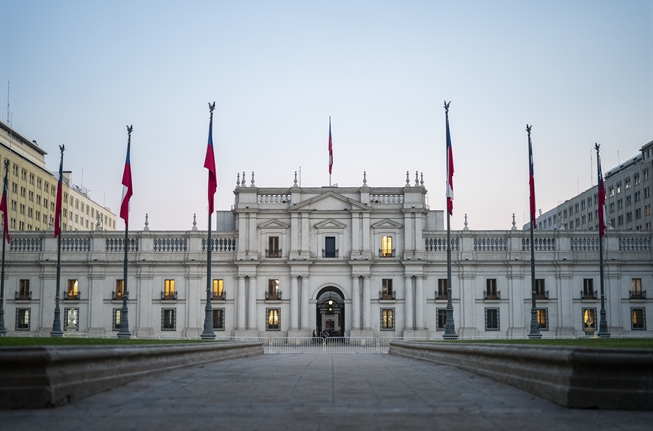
top-left (4, 172), bottom-right (652, 339)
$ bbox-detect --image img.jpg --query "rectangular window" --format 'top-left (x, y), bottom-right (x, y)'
top-left (437, 279), bottom-right (447, 299)
top-left (267, 279), bottom-right (280, 300)
top-left (381, 235), bottom-right (393, 257)
top-left (626, 212), bottom-right (632, 223)
top-left (625, 178), bottom-right (631, 190)
top-left (616, 182), bottom-right (622, 194)
top-left (631, 279), bottom-right (643, 299)
top-left (645, 205), bottom-right (651, 216)
top-left (582, 308), bottom-right (596, 330)
top-left (66, 279), bottom-right (79, 300)
top-left (381, 279), bottom-right (394, 299)
top-left (162, 309), bottom-right (176, 330)
top-left (626, 195), bottom-right (631, 206)
top-left (582, 279), bottom-right (595, 299)
top-left (609, 202), bottom-right (614, 213)
top-left (618, 215), bottom-right (623, 226)
top-left (631, 308), bottom-right (646, 330)
top-left (645, 187), bottom-right (651, 199)
top-left (267, 236), bottom-right (280, 258)
top-left (115, 279), bottom-right (124, 300)
top-left (617, 199), bottom-right (623, 210)
top-left (634, 173), bottom-right (640, 185)
top-left (485, 308), bottom-right (500, 330)
top-left (213, 309), bottom-right (225, 330)
top-left (608, 186), bottom-right (614, 197)
top-left (580, 201), bottom-right (585, 210)
top-left (163, 279), bottom-right (175, 300)
top-left (64, 307), bottom-right (79, 330)
top-left (536, 308), bottom-right (548, 330)
top-left (18, 279), bottom-right (30, 300)
top-left (16, 308), bottom-right (30, 330)
top-left (37, 178), bottom-right (42, 189)
top-left (324, 236), bottom-right (336, 258)
top-left (113, 309), bottom-right (122, 331)
top-left (635, 191), bottom-right (640, 203)
top-left (381, 308), bottom-right (395, 330)
top-left (534, 279), bottom-right (547, 299)
top-left (644, 169), bottom-right (649, 181)
top-left (437, 308), bottom-right (447, 330)
top-left (266, 308), bottom-right (280, 330)
top-left (212, 279), bottom-right (224, 300)
top-left (485, 279), bottom-right (498, 299)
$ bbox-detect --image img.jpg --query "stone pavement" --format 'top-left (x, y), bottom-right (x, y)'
top-left (2, 353), bottom-right (652, 431)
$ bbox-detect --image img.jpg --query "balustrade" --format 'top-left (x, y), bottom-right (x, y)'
top-left (153, 237), bottom-right (187, 252)
top-left (369, 194), bottom-right (404, 204)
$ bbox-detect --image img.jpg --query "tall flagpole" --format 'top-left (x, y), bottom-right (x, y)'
top-left (443, 101), bottom-right (458, 340)
top-left (117, 125), bottom-right (133, 339)
top-left (595, 143), bottom-right (610, 338)
top-left (526, 125), bottom-right (542, 339)
top-left (201, 102), bottom-right (217, 340)
top-left (0, 159), bottom-right (9, 336)
top-left (51, 145), bottom-right (65, 337)
top-left (328, 117), bottom-right (333, 187)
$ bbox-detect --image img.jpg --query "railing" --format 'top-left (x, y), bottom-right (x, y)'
top-left (322, 249), bottom-right (339, 258)
top-left (203, 236), bottom-right (237, 252)
top-left (619, 237), bottom-right (652, 251)
top-left (61, 237), bottom-right (90, 252)
top-left (15, 291), bottom-right (32, 300)
top-left (268, 337), bottom-right (378, 354)
top-left (424, 237), bottom-right (459, 251)
top-left (484, 291), bottom-right (500, 300)
top-left (105, 237), bottom-right (139, 252)
top-left (474, 237), bottom-right (508, 251)
top-left (435, 290), bottom-right (447, 300)
top-left (535, 290), bottom-right (549, 300)
top-left (266, 248), bottom-right (282, 258)
top-left (10, 237), bottom-right (42, 252)
top-left (112, 291), bottom-right (129, 300)
top-left (571, 237), bottom-right (599, 251)
top-left (581, 290), bottom-right (597, 300)
top-left (161, 291), bottom-right (178, 300)
top-left (379, 290), bottom-right (396, 300)
top-left (370, 194), bottom-right (403, 204)
top-left (265, 291), bottom-right (282, 300)
top-left (378, 249), bottom-right (395, 258)
top-left (521, 238), bottom-right (556, 251)
top-left (64, 290), bottom-right (81, 300)
top-left (212, 290), bottom-right (226, 300)
top-left (629, 290), bottom-right (646, 300)
top-left (153, 237), bottom-right (187, 252)
top-left (257, 194), bottom-right (291, 204)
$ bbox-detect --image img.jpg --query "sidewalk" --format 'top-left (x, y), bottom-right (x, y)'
top-left (2, 353), bottom-right (651, 431)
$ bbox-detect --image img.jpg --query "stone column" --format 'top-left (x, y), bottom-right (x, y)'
top-left (404, 275), bottom-right (413, 330)
top-left (237, 276), bottom-right (246, 329)
top-left (351, 275), bottom-right (360, 330)
top-left (290, 276), bottom-right (299, 330)
top-left (300, 276), bottom-right (310, 330)
top-left (362, 275), bottom-right (371, 329)
top-left (415, 275), bottom-right (424, 329)
top-left (248, 275), bottom-right (257, 330)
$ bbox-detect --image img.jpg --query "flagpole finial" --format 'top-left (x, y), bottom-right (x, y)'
top-left (595, 142), bottom-right (600, 153)
top-left (59, 145), bottom-right (65, 155)
top-left (444, 100), bottom-right (451, 113)
top-left (127, 125), bottom-right (133, 135)
top-left (526, 124), bottom-right (532, 136)
top-left (208, 102), bottom-right (215, 113)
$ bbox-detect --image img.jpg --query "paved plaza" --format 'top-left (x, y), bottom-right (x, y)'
top-left (2, 353), bottom-right (652, 431)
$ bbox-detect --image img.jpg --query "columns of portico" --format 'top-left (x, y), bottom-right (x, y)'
top-left (415, 275), bottom-right (424, 329)
top-left (248, 275), bottom-right (257, 330)
top-left (351, 275), bottom-right (360, 331)
top-left (362, 275), bottom-right (371, 330)
top-left (404, 275), bottom-right (413, 330)
top-left (237, 276), bottom-right (246, 330)
top-left (290, 275), bottom-right (299, 330)
top-left (300, 276), bottom-right (309, 331)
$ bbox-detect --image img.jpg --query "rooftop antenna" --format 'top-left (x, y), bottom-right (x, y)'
top-left (617, 150), bottom-right (621, 169)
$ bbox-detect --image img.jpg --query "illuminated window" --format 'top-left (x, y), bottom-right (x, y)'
top-left (631, 279), bottom-right (643, 299)
top-left (163, 279), bottom-right (176, 300)
top-left (212, 279), bottom-right (224, 300)
top-left (437, 279), bottom-right (447, 299)
top-left (267, 279), bottom-right (280, 300)
top-left (162, 309), bottom-right (176, 330)
top-left (213, 309), bottom-right (225, 330)
top-left (266, 308), bottom-right (280, 330)
top-left (16, 308), bottom-right (30, 330)
top-left (485, 308), bottom-right (499, 330)
top-left (381, 236), bottom-right (393, 257)
top-left (18, 279), bottom-right (30, 300)
top-left (631, 308), bottom-right (645, 330)
top-left (436, 309), bottom-right (447, 330)
top-left (64, 307), bottom-right (79, 330)
top-left (113, 309), bottom-right (122, 331)
top-left (115, 279), bottom-right (124, 300)
top-left (381, 279), bottom-right (394, 299)
top-left (537, 308), bottom-right (548, 330)
top-left (582, 308), bottom-right (596, 330)
top-left (381, 308), bottom-right (394, 330)
top-left (66, 279), bottom-right (79, 300)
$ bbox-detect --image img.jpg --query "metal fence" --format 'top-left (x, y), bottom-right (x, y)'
top-left (268, 337), bottom-right (379, 354)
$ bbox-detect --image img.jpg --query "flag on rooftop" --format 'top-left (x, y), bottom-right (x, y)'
top-left (120, 126), bottom-right (133, 226)
top-left (445, 102), bottom-right (454, 216)
top-left (54, 147), bottom-right (64, 238)
top-left (204, 103), bottom-right (217, 214)
top-left (528, 125), bottom-right (536, 227)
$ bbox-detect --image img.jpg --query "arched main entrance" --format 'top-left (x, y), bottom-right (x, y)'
top-left (316, 287), bottom-right (345, 337)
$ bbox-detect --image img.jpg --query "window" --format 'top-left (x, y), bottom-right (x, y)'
top-left (609, 202), bottom-right (614, 213)
top-left (66, 279), bottom-right (79, 300)
top-left (617, 199), bottom-right (623, 210)
top-left (381, 279), bottom-right (394, 300)
top-left (20, 186), bottom-right (25, 197)
top-left (11, 182), bottom-right (17, 193)
top-left (646, 205), bottom-right (651, 216)
top-left (324, 236), bottom-right (336, 258)
top-left (536, 308), bottom-right (548, 330)
top-left (163, 279), bottom-right (176, 300)
top-left (616, 182), bottom-right (622, 194)
top-left (437, 309), bottom-right (447, 330)
top-left (266, 308), bottom-right (280, 330)
top-left (581, 215), bottom-right (586, 225)
top-left (485, 279), bottom-right (498, 299)
top-left (625, 178), bottom-right (631, 190)
top-left (587, 197), bottom-right (592, 207)
top-left (582, 308), bottom-right (596, 330)
top-left (212, 279), bottom-right (224, 300)
top-left (64, 307), bottom-right (79, 330)
top-left (631, 308), bottom-right (646, 330)
top-left (29, 173), bottom-right (34, 184)
top-left (21, 169), bottom-right (26, 180)
top-left (114, 279), bottom-right (124, 300)
top-left (12, 164), bottom-right (18, 176)
top-left (534, 279), bottom-right (547, 299)
top-left (645, 187), bottom-right (650, 199)
top-left (381, 235), bottom-right (393, 257)
top-left (437, 279), bottom-right (447, 299)
top-left (626, 212), bottom-right (632, 223)
top-left (618, 215), bottom-right (623, 226)
top-left (581, 201), bottom-right (585, 210)
top-left (644, 169), bottom-right (649, 181)
top-left (162, 309), bottom-right (176, 330)
top-left (267, 279), bottom-right (280, 300)
top-left (16, 308), bottom-right (30, 330)
top-left (588, 212), bottom-right (593, 222)
top-left (113, 309), bottom-right (122, 331)
top-left (574, 203), bottom-right (579, 213)
top-left (634, 173), bottom-right (640, 185)
top-left (635, 191), bottom-right (640, 203)
top-left (631, 279), bottom-right (643, 299)
top-left (37, 178), bottom-right (42, 189)
top-left (18, 279), bottom-right (30, 300)
top-left (626, 195), bottom-right (631, 206)
top-left (27, 208), bottom-right (33, 218)
top-left (28, 191), bottom-right (34, 201)
top-left (608, 186), bottom-right (614, 197)
top-left (213, 309), bottom-right (225, 330)
top-left (381, 308), bottom-right (395, 330)
top-left (582, 279), bottom-right (595, 299)
top-left (267, 236), bottom-right (280, 258)
top-left (485, 308), bottom-right (499, 330)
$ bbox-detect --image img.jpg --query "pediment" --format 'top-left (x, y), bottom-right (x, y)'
top-left (371, 218), bottom-right (403, 229)
top-left (314, 219), bottom-right (347, 230)
top-left (289, 191), bottom-right (371, 213)
top-left (258, 219), bottom-right (289, 230)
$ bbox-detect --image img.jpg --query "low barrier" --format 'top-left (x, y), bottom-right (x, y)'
top-left (389, 341), bottom-right (653, 410)
top-left (0, 341), bottom-right (263, 409)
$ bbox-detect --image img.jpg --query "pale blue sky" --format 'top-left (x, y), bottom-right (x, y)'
top-left (1, 0), bottom-right (651, 231)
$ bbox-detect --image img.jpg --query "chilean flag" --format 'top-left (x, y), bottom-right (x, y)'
top-left (328, 117), bottom-right (333, 175)
top-left (597, 148), bottom-right (607, 237)
top-left (204, 103), bottom-right (217, 214)
top-left (1, 168), bottom-right (10, 243)
top-left (528, 127), bottom-right (536, 227)
top-left (54, 148), bottom-right (64, 238)
top-left (120, 127), bottom-right (133, 226)
top-left (445, 104), bottom-right (454, 216)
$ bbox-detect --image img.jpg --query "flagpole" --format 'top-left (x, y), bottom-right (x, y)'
top-left (328, 116), bottom-right (333, 187)
top-left (201, 102), bottom-right (217, 340)
top-left (0, 159), bottom-right (9, 336)
top-left (443, 101), bottom-right (458, 340)
top-left (595, 143), bottom-right (610, 338)
top-left (118, 126), bottom-right (133, 339)
top-left (51, 145), bottom-right (65, 337)
top-left (526, 125), bottom-right (542, 339)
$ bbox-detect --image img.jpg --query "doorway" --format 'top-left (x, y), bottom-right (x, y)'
top-left (315, 287), bottom-right (345, 337)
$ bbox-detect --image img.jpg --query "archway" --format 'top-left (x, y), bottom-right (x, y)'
top-left (315, 287), bottom-right (345, 337)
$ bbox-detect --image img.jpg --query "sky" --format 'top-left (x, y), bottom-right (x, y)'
top-left (1, 0), bottom-right (651, 231)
